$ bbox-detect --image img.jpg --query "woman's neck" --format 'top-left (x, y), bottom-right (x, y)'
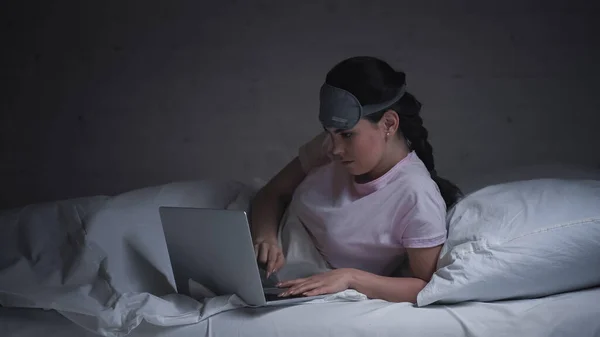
top-left (355, 140), bottom-right (410, 184)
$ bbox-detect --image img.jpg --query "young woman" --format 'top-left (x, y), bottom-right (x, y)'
top-left (249, 56), bottom-right (462, 303)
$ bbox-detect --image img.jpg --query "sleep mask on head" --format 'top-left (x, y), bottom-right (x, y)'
top-left (319, 83), bottom-right (406, 130)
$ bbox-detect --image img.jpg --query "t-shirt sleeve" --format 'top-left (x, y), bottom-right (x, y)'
top-left (298, 132), bottom-right (332, 173)
top-left (395, 179), bottom-right (448, 249)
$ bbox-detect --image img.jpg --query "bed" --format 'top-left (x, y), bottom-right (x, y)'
top-left (3, 286), bottom-right (600, 337)
top-left (1, 167), bottom-right (600, 337)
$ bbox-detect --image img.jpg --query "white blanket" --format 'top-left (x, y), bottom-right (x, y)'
top-left (0, 180), bottom-right (367, 337)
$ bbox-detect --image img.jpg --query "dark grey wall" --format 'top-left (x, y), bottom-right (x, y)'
top-left (2, 0), bottom-right (600, 209)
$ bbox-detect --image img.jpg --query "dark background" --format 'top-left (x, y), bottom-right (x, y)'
top-left (2, 0), bottom-right (599, 209)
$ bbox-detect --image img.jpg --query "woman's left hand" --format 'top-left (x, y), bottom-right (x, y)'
top-left (277, 268), bottom-right (356, 297)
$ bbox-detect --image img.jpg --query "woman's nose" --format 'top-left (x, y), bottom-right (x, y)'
top-left (330, 138), bottom-right (344, 158)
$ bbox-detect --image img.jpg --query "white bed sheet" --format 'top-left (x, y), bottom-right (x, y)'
top-left (3, 286), bottom-right (599, 337)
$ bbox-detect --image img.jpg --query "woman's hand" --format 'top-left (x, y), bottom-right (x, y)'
top-left (277, 269), bottom-right (355, 297)
top-left (254, 238), bottom-right (285, 277)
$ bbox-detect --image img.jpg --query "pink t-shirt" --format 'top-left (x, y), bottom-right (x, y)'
top-left (288, 132), bottom-right (447, 276)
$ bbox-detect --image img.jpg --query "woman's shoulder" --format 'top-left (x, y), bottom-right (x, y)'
top-left (390, 155), bottom-right (445, 205)
top-left (388, 152), bottom-right (437, 188)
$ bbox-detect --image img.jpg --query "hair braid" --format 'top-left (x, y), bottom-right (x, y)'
top-left (398, 114), bottom-right (436, 175)
top-left (394, 94), bottom-right (462, 208)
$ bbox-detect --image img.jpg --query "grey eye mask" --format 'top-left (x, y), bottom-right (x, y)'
top-left (319, 83), bottom-right (406, 130)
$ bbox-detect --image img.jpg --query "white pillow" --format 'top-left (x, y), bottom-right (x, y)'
top-left (417, 178), bottom-right (600, 306)
top-left (457, 163), bottom-right (600, 194)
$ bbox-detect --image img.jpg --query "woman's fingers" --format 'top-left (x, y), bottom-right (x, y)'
top-left (269, 251), bottom-right (285, 275)
top-left (279, 280), bottom-right (322, 297)
top-left (258, 243), bottom-right (270, 265)
top-left (303, 287), bottom-right (333, 297)
top-left (277, 277), bottom-right (307, 288)
top-left (266, 248), bottom-right (279, 277)
top-left (289, 281), bottom-right (322, 295)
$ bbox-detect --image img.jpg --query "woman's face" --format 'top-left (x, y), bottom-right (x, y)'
top-left (325, 119), bottom-right (387, 176)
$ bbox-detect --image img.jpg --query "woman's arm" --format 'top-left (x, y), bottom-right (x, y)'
top-left (249, 156), bottom-right (306, 243)
top-left (349, 272), bottom-right (427, 303)
top-left (349, 245), bottom-right (442, 303)
top-left (251, 132), bottom-right (329, 275)
top-left (279, 245), bottom-right (442, 303)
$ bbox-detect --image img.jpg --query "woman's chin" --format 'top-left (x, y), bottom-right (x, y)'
top-left (341, 162), bottom-right (364, 176)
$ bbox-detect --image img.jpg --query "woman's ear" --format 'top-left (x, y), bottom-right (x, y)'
top-left (381, 110), bottom-right (399, 134)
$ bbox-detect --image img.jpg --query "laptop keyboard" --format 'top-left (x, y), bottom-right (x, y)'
top-left (264, 292), bottom-right (307, 301)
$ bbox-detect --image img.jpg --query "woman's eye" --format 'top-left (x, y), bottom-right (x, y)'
top-left (341, 132), bottom-right (353, 139)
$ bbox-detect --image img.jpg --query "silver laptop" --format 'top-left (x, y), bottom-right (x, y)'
top-left (158, 206), bottom-right (325, 307)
